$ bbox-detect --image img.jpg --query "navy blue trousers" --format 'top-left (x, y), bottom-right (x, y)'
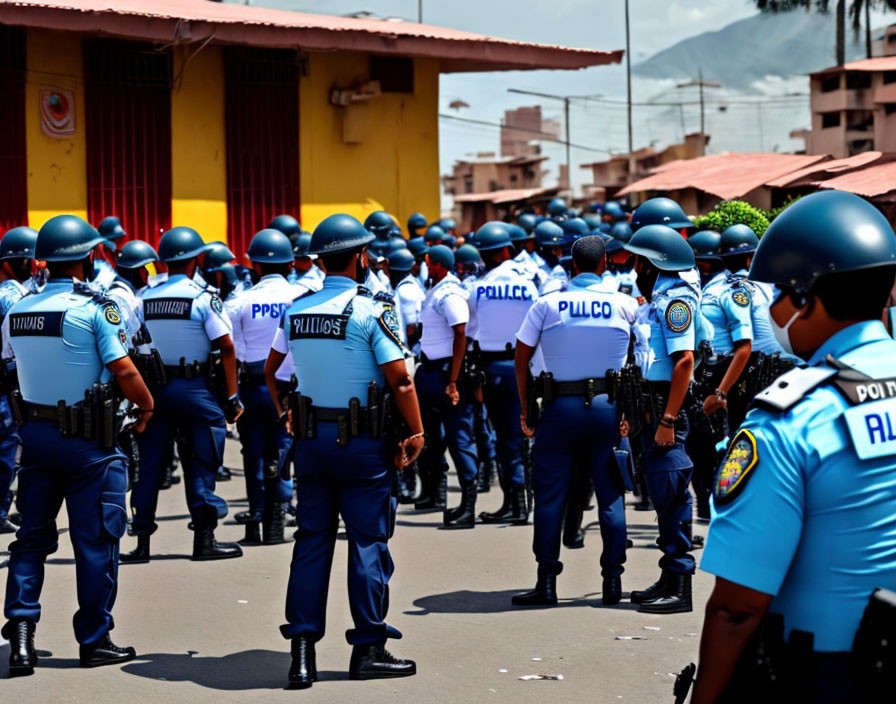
top-left (532, 395), bottom-right (626, 576)
top-left (484, 360), bottom-right (526, 488)
top-left (236, 381), bottom-right (292, 521)
top-left (4, 422), bottom-right (127, 645)
top-left (474, 399), bottom-right (497, 465)
top-left (415, 362), bottom-right (479, 484)
top-left (281, 424), bottom-right (398, 645)
top-left (132, 377), bottom-right (226, 533)
top-left (0, 396), bottom-right (19, 522)
top-left (641, 413), bottom-right (694, 574)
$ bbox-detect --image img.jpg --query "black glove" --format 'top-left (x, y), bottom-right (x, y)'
top-left (225, 394), bottom-right (244, 423)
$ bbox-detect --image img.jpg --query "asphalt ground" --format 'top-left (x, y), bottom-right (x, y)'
top-left (0, 439), bottom-right (709, 703)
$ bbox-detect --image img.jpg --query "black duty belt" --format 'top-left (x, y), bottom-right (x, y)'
top-left (478, 349), bottom-right (515, 364)
top-left (22, 401), bottom-right (68, 424)
top-left (419, 355), bottom-right (451, 370)
top-left (163, 361), bottom-right (208, 379)
top-left (551, 378), bottom-right (610, 397)
top-left (312, 405), bottom-right (371, 422)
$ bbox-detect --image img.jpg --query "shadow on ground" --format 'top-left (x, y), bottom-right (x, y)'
top-left (405, 589), bottom-right (640, 615)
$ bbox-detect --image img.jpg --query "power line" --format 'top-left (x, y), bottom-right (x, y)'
top-left (438, 113), bottom-right (611, 154)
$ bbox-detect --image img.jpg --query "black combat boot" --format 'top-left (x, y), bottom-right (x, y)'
top-left (119, 535), bottom-right (150, 564)
top-left (508, 485), bottom-right (529, 525)
top-left (512, 563), bottom-right (561, 606)
top-left (79, 632), bottom-right (136, 668)
top-left (413, 466), bottom-right (435, 510)
top-left (443, 479), bottom-right (476, 530)
top-left (262, 504), bottom-right (287, 545)
top-left (478, 488), bottom-right (513, 523)
top-left (3, 619), bottom-right (37, 676)
top-left (638, 573), bottom-right (692, 614)
top-left (630, 572), bottom-right (669, 604)
top-left (192, 515), bottom-right (243, 561)
top-left (477, 459), bottom-right (496, 493)
top-left (234, 510), bottom-right (254, 525)
top-left (348, 641), bottom-right (416, 680)
top-left (239, 522), bottom-right (261, 545)
top-left (288, 636), bottom-right (317, 689)
top-left (435, 471), bottom-right (447, 509)
top-left (602, 576), bottom-right (622, 606)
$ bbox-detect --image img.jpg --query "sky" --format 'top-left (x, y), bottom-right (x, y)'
top-left (233, 0), bottom-right (896, 210)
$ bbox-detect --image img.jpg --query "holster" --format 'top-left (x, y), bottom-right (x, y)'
top-left (851, 587), bottom-right (896, 698)
top-left (207, 350), bottom-right (226, 407)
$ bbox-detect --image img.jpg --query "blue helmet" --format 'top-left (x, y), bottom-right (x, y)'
top-left (268, 214), bottom-right (301, 237)
top-left (688, 230), bottom-right (722, 259)
top-left (609, 221), bottom-right (633, 243)
top-left (310, 214), bottom-right (375, 256)
top-left (507, 223), bottom-right (533, 243)
top-left (517, 213), bottom-right (537, 233)
top-left (116, 240), bottom-right (159, 269)
top-left (407, 212), bottom-right (428, 234)
top-left (407, 236), bottom-right (429, 258)
top-left (424, 224), bottom-right (446, 245)
top-left (603, 201), bottom-right (625, 221)
top-left (719, 224), bottom-right (759, 256)
top-left (364, 211), bottom-right (395, 238)
top-left (203, 242), bottom-right (237, 272)
top-left (561, 217), bottom-right (590, 240)
top-left (292, 233), bottom-right (314, 258)
top-left (248, 228), bottom-right (295, 264)
top-left (534, 220), bottom-right (566, 247)
top-left (624, 224), bottom-right (695, 272)
top-left (97, 216), bottom-right (126, 241)
top-left (387, 235), bottom-right (408, 254)
top-left (583, 213), bottom-right (603, 230)
top-left (750, 190), bottom-right (896, 295)
top-left (587, 202), bottom-right (603, 213)
top-left (631, 198), bottom-right (691, 232)
top-left (427, 244), bottom-right (455, 269)
top-left (0, 226), bottom-right (38, 260)
top-left (438, 218), bottom-right (457, 232)
top-left (158, 226), bottom-right (207, 263)
top-left (475, 221), bottom-right (512, 252)
top-left (605, 238), bottom-right (626, 255)
top-left (455, 243), bottom-right (480, 265)
top-left (387, 248), bottom-right (415, 272)
top-left (35, 215), bottom-right (106, 262)
top-left (547, 197), bottom-right (567, 216)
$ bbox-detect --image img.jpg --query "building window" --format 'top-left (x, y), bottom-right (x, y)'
top-left (846, 110), bottom-right (873, 130)
top-left (885, 103), bottom-right (896, 115)
top-left (885, 71), bottom-right (896, 85)
top-left (224, 47), bottom-right (300, 256)
top-left (369, 56), bottom-right (414, 94)
top-left (509, 173), bottom-right (518, 183)
top-left (463, 175), bottom-right (473, 194)
top-left (85, 40), bottom-right (173, 246)
top-left (821, 112), bottom-right (842, 129)
top-left (845, 73), bottom-right (872, 90)
top-left (820, 76), bottom-right (840, 93)
top-left (0, 26), bottom-right (27, 232)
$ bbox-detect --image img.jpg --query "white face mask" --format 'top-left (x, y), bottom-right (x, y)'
top-left (770, 308), bottom-right (801, 356)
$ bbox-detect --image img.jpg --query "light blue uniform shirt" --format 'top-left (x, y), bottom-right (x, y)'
top-left (271, 276), bottom-right (404, 408)
top-left (468, 259), bottom-right (540, 353)
top-left (701, 320), bottom-right (896, 651)
top-left (516, 273), bottom-right (637, 381)
top-left (646, 274), bottom-right (707, 382)
top-left (3, 280), bottom-right (128, 405)
top-left (141, 273), bottom-right (232, 366)
top-left (701, 271), bottom-right (753, 356)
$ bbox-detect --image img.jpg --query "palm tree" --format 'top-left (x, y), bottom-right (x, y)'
top-left (755, 1), bottom-right (896, 64)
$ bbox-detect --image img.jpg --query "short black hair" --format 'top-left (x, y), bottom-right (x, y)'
top-left (258, 262), bottom-right (292, 277)
top-left (806, 266), bottom-right (896, 321)
top-left (320, 246), bottom-right (363, 273)
top-left (571, 235), bottom-right (606, 272)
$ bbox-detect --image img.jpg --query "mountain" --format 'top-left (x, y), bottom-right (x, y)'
top-left (633, 11), bottom-right (868, 91)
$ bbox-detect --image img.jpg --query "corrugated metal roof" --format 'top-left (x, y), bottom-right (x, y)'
top-left (454, 186), bottom-right (559, 204)
top-left (818, 159), bottom-right (896, 197)
top-left (766, 151), bottom-right (884, 188)
top-left (811, 55), bottom-right (896, 76)
top-left (0, 0), bottom-right (623, 73)
top-left (617, 152), bottom-right (827, 200)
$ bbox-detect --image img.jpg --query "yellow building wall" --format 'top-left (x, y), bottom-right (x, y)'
top-left (170, 44), bottom-right (228, 242)
top-left (25, 28), bottom-right (88, 227)
top-left (299, 53), bottom-right (440, 233)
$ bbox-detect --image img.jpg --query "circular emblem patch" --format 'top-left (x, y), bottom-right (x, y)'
top-left (732, 289), bottom-right (751, 308)
top-left (210, 296), bottom-right (223, 315)
top-left (665, 299), bottom-right (692, 333)
top-left (104, 304), bottom-right (121, 325)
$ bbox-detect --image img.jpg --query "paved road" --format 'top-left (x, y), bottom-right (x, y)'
top-left (0, 440), bottom-right (709, 703)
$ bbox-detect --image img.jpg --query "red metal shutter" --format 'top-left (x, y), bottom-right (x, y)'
top-left (85, 40), bottom-right (172, 247)
top-left (224, 47), bottom-right (300, 256)
top-left (0, 26), bottom-right (27, 232)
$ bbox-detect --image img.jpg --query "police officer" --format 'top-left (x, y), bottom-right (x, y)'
top-left (624, 222), bottom-right (707, 614)
top-left (289, 232), bottom-right (325, 291)
top-left (388, 248), bottom-right (425, 352)
top-left (121, 226), bottom-right (244, 563)
top-left (408, 236), bottom-right (430, 289)
top-left (268, 214), bottom-right (302, 239)
top-left (231, 229), bottom-right (306, 545)
top-left (1, 215), bottom-right (153, 674)
top-left (534, 220), bottom-right (568, 293)
top-left (108, 240), bottom-right (159, 350)
top-left (469, 222), bottom-right (539, 524)
top-left (265, 214), bottom-right (424, 688)
top-left (364, 211), bottom-right (395, 253)
top-left (0, 226), bottom-right (36, 534)
top-left (693, 190), bottom-right (896, 703)
top-left (546, 197), bottom-right (568, 221)
top-left (416, 244), bottom-right (478, 529)
top-left (513, 236), bottom-right (636, 606)
top-left (93, 215), bottom-right (127, 290)
top-left (407, 212), bottom-right (428, 239)
top-left (455, 243), bottom-right (481, 282)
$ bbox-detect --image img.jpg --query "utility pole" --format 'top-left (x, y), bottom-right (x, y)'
top-left (563, 97), bottom-right (571, 191)
top-left (676, 74), bottom-right (720, 137)
top-left (866, 0), bottom-right (873, 58)
top-left (418, 0), bottom-right (422, 23)
top-left (625, 0), bottom-right (634, 178)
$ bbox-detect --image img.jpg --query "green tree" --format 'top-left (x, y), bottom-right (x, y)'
top-left (692, 201), bottom-right (771, 237)
top-left (755, 1), bottom-right (896, 64)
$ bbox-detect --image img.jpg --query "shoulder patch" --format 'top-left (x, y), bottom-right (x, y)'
top-left (103, 303), bottom-right (121, 325)
top-left (378, 304), bottom-right (405, 349)
top-left (732, 289), bottom-right (751, 307)
top-left (665, 298), bottom-right (692, 333)
top-left (210, 295), bottom-right (223, 314)
top-left (714, 429), bottom-right (758, 505)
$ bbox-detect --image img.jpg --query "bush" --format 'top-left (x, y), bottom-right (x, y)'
top-left (766, 195), bottom-right (803, 222)
top-left (692, 200), bottom-right (770, 237)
